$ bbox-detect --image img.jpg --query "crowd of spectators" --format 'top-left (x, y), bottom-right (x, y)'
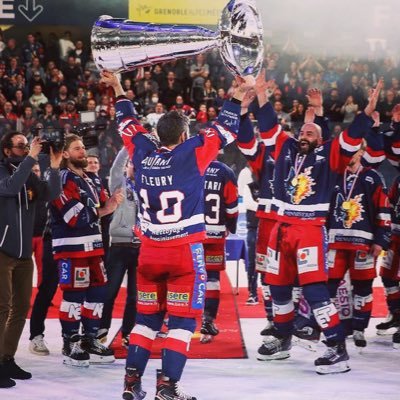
top-left (0, 29), bottom-right (399, 177)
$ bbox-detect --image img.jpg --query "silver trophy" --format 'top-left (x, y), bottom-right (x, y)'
top-left (91, 0), bottom-right (264, 77)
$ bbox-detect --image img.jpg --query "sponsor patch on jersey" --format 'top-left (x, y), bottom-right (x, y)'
top-left (191, 243), bottom-right (207, 310)
top-left (354, 250), bottom-right (374, 270)
top-left (74, 267), bottom-right (90, 288)
top-left (256, 253), bottom-right (267, 272)
top-left (297, 247), bottom-right (319, 274)
top-left (167, 291), bottom-right (190, 307)
top-left (59, 259), bottom-right (72, 284)
top-left (138, 291), bottom-right (158, 305)
top-left (205, 255), bottom-right (224, 264)
top-left (266, 247), bottom-right (279, 275)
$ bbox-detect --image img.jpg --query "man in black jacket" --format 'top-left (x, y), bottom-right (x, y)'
top-left (0, 132), bottom-right (62, 388)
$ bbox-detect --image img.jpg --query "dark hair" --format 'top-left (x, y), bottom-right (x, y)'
top-left (0, 131), bottom-right (24, 158)
top-left (156, 111), bottom-right (188, 146)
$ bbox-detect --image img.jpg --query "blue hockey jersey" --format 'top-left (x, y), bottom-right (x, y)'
top-left (50, 170), bottom-right (107, 259)
top-left (115, 97), bottom-right (241, 246)
top-left (240, 102), bottom-right (374, 225)
top-left (204, 160), bottom-right (238, 243)
top-left (327, 167), bottom-right (391, 251)
top-left (237, 113), bottom-right (275, 220)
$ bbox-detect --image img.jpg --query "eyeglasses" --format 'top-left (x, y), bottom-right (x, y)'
top-left (12, 143), bottom-right (30, 150)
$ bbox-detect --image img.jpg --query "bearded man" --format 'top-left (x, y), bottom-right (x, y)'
top-left (50, 134), bottom-right (123, 367)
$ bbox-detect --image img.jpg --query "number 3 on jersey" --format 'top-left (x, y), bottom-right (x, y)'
top-left (140, 188), bottom-right (185, 223)
top-left (205, 193), bottom-right (220, 224)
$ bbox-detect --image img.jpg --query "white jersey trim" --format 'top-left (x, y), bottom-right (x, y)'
top-left (262, 125), bottom-right (282, 147)
top-left (141, 213), bottom-right (205, 234)
top-left (339, 131), bottom-right (361, 152)
top-left (52, 234), bottom-right (102, 247)
top-left (328, 228), bottom-right (374, 242)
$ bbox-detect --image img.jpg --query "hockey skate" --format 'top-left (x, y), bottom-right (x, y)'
top-left (200, 320), bottom-right (219, 344)
top-left (260, 320), bottom-right (274, 340)
top-left (257, 332), bottom-right (292, 361)
top-left (62, 334), bottom-right (90, 368)
top-left (376, 313), bottom-right (400, 335)
top-left (81, 335), bottom-right (115, 364)
top-left (314, 340), bottom-right (350, 375)
top-left (122, 367), bottom-right (146, 400)
top-left (96, 328), bottom-right (108, 344)
top-left (155, 369), bottom-right (197, 400)
top-left (353, 330), bottom-right (367, 352)
top-left (393, 327), bottom-right (400, 349)
top-left (293, 325), bottom-right (321, 352)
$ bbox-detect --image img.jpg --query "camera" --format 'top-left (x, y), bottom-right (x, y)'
top-left (34, 128), bottom-right (65, 154)
top-left (72, 111), bottom-right (106, 149)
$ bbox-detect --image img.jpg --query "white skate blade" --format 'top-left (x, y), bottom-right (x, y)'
top-left (316, 361), bottom-right (350, 375)
top-left (393, 342), bottom-right (400, 349)
top-left (200, 334), bottom-right (213, 344)
top-left (256, 351), bottom-right (291, 361)
top-left (293, 337), bottom-right (318, 352)
top-left (88, 354), bottom-right (115, 364)
top-left (63, 356), bottom-right (89, 368)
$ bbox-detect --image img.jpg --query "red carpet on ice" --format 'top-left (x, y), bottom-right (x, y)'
top-left (29, 271), bottom-right (248, 360)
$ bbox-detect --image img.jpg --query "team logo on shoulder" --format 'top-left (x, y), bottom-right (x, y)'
top-left (285, 166), bottom-right (315, 204)
top-left (334, 193), bottom-right (364, 228)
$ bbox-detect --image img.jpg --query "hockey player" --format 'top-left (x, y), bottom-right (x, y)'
top-left (50, 134), bottom-right (123, 367)
top-left (101, 70), bottom-right (254, 400)
top-left (201, 160), bottom-right (238, 343)
top-left (377, 104), bottom-right (400, 346)
top-left (327, 121), bottom-right (391, 350)
top-left (238, 80), bottom-right (331, 345)
top-left (239, 75), bottom-right (383, 374)
top-left (237, 83), bottom-right (276, 338)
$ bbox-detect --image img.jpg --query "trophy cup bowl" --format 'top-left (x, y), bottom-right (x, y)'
top-left (91, 0), bottom-right (264, 77)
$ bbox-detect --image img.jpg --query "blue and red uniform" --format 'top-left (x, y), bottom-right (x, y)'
top-left (239, 101), bottom-right (373, 342)
top-left (50, 169), bottom-right (109, 338)
top-left (115, 95), bottom-right (241, 381)
top-left (203, 160), bottom-right (238, 322)
top-left (327, 166), bottom-right (391, 332)
top-left (377, 122), bottom-right (400, 319)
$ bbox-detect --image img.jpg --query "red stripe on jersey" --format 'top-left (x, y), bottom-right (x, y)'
top-left (329, 136), bottom-right (351, 173)
top-left (164, 337), bottom-right (189, 355)
top-left (81, 307), bottom-right (101, 320)
top-left (224, 180), bottom-right (238, 210)
top-left (59, 310), bottom-right (79, 323)
top-left (260, 124), bottom-right (280, 142)
top-left (53, 249), bottom-right (104, 260)
top-left (130, 333), bottom-right (154, 352)
top-left (273, 310), bottom-right (295, 324)
top-left (341, 129), bottom-right (362, 146)
top-left (237, 137), bottom-right (257, 150)
top-left (205, 290), bottom-right (220, 300)
top-left (194, 128), bottom-right (222, 175)
top-left (321, 312), bottom-right (341, 331)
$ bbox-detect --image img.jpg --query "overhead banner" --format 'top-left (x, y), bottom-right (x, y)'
top-left (129, 0), bottom-right (227, 25)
